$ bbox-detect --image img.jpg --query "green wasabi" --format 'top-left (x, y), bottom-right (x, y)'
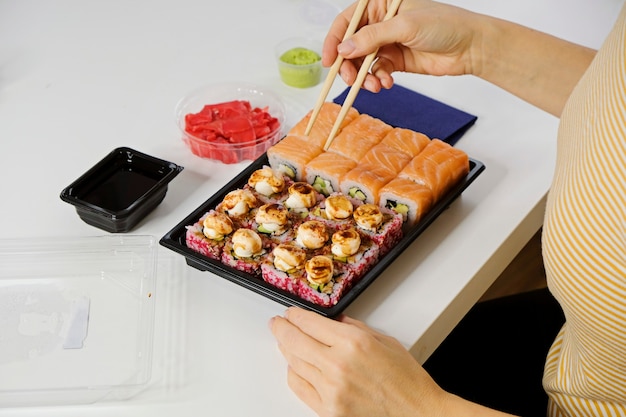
top-left (280, 47), bottom-right (321, 65)
top-left (278, 47), bottom-right (322, 88)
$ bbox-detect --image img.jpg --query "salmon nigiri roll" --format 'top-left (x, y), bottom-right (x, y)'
top-left (379, 177), bottom-right (434, 227)
top-left (340, 164), bottom-right (396, 205)
top-left (305, 151), bottom-right (357, 197)
top-left (420, 139), bottom-right (470, 194)
top-left (399, 139), bottom-right (469, 201)
top-left (267, 135), bottom-right (323, 181)
top-left (397, 155), bottom-right (442, 198)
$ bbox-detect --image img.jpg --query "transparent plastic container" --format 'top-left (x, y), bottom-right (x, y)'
top-left (175, 83), bottom-right (286, 164)
top-left (275, 37), bottom-right (323, 88)
top-left (0, 235), bottom-right (158, 407)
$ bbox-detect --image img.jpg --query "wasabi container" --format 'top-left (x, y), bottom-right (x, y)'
top-left (276, 38), bottom-right (323, 88)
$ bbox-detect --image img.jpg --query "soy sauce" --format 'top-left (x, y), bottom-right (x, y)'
top-left (81, 168), bottom-right (159, 212)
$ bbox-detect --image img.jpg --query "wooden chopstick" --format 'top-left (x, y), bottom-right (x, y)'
top-left (322, 0), bottom-right (403, 150)
top-left (304, 0), bottom-right (369, 136)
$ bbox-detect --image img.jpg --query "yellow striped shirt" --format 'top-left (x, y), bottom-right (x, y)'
top-left (542, 2), bottom-right (626, 416)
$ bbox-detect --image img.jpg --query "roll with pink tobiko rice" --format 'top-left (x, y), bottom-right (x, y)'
top-left (215, 188), bottom-right (259, 228)
top-left (353, 203), bottom-right (403, 257)
top-left (306, 193), bottom-right (360, 232)
top-left (221, 228), bottom-right (271, 276)
top-left (330, 228), bottom-right (380, 277)
top-left (297, 255), bottom-right (355, 307)
top-left (185, 210), bottom-right (234, 260)
top-left (261, 243), bottom-right (307, 295)
top-left (245, 165), bottom-right (292, 204)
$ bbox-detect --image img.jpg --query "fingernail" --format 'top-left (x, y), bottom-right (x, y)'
top-left (268, 316), bottom-right (275, 329)
top-left (337, 39), bottom-right (356, 55)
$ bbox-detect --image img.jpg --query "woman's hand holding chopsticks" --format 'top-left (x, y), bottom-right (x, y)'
top-left (322, 0), bottom-right (481, 93)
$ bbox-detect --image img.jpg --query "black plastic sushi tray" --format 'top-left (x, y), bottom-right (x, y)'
top-left (160, 154), bottom-right (485, 317)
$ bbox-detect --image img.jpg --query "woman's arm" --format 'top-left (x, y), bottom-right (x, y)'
top-left (473, 15), bottom-right (595, 116)
top-left (324, 0), bottom-right (596, 116)
top-left (269, 307), bottom-right (519, 417)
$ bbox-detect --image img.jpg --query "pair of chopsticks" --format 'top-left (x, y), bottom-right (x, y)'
top-left (304, 0), bottom-right (403, 150)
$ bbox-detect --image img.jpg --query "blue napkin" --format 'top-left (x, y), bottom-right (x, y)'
top-left (333, 84), bottom-right (477, 146)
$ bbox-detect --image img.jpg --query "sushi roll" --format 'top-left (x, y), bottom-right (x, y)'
top-left (339, 164), bottom-right (396, 205)
top-left (397, 156), bottom-right (440, 197)
top-left (288, 102), bottom-right (359, 149)
top-left (331, 228), bottom-right (361, 260)
top-left (303, 255), bottom-right (334, 292)
top-left (253, 203), bottom-right (292, 244)
top-left (221, 228), bottom-right (269, 276)
top-left (380, 127), bottom-right (431, 158)
top-left (185, 210), bottom-right (234, 260)
top-left (420, 139), bottom-right (470, 198)
top-left (330, 227), bottom-right (380, 277)
top-left (201, 210), bottom-right (235, 240)
top-left (261, 243), bottom-right (307, 295)
top-left (298, 255), bottom-right (354, 307)
top-left (327, 114), bottom-right (392, 161)
top-left (307, 193), bottom-right (358, 231)
top-left (324, 194), bottom-right (357, 221)
top-left (284, 182), bottom-right (323, 221)
top-left (246, 166), bottom-right (289, 203)
top-left (399, 139), bottom-right (469, 201)
top-left (295, 220), bottom-right (330, 253)
top-left (378, 177), bottom-right (434, 228)
top-left (215, 188), bottom-right (258, 227)
top-left (305, 151), bottom-right (357, 197)
top-left (353, 203), bottom-right (403, 255)
top-left (267, 135), bottom-right (323, 181)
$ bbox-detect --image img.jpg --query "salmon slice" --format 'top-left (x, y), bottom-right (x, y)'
top-left (420, 140), bottom-right (470, 189)
top-left (359, 143), bottom-right (412, 175)
top-left (381, 128), bottom-right (431, 158)
top-left (416, 138), bottom-right (450, 155)
top-left (400, 139), bottom-right (470, 201)
top-left (289, 102), bottom-right (359, 149)
top-left (398, 154), bottom-right (444, 200)
top-left (327, 114), bottom-right (392, 161)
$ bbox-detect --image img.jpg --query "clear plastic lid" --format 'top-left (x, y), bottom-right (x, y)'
top-left (0, 235), bottom-right (158, 407)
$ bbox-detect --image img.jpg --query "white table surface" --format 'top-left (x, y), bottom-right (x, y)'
top-left (0, 0), bottom-right (621, 415)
